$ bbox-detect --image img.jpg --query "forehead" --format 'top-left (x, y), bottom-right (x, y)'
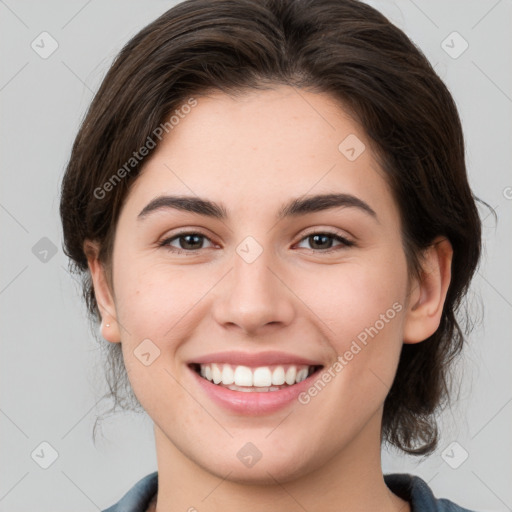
top-left (122, 85), bottom-right (397, 223)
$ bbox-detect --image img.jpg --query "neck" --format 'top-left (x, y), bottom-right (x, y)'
top-left (151, 411), bottom-right (409, 512)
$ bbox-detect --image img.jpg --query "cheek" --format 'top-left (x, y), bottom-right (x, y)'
top-left (299, 257), bottom-right (408, 343)
top-left (113, 259), bottom-right (196, 411)
top-left (113, 256), bottom-right (192, 329)
top-left (295, 252), bottom-right (408, 402)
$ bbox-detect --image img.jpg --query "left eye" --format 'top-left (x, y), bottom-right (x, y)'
top-left (159, 231), bottom-right (354, 254)
top-left (295, 232), bottom-right (354, 251)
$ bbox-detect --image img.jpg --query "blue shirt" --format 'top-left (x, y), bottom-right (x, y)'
top-left (102, 471), bottom-right (476, 512)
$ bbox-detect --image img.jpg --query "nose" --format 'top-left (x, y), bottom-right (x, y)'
top-left (212, 243), bottom-right (295, 335)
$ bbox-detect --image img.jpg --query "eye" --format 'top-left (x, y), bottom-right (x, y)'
top-left (158, 230), bottom-right (354, 255)
top-left (158, 232), bottom-right (215, 254)
top-left (295, 231), bottom-right (354, 252)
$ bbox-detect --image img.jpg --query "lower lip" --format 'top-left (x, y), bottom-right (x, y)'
top-left (189, 365), bottom-right (322, 415)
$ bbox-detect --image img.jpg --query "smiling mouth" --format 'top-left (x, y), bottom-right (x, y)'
top-left (189, 363), bottom-right (324, 392)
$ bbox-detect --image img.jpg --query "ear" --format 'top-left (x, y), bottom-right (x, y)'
top-left (403, 237), bottom-right (453, 344)
top-left (83, 239), bottom-right (121, 343)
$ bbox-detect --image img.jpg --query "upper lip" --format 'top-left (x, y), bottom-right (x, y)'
top-left (188, 351), bottom-right (324, 368)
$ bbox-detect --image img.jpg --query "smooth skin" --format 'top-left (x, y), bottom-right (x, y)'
top-left (85, 85), bottom-right (452, 512)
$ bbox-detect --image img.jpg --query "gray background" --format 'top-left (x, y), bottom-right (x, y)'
top-left (1, 0), bottom-right (511, 510)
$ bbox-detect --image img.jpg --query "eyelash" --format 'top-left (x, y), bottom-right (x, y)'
top-left (158, 230), bottom-right (355, 255)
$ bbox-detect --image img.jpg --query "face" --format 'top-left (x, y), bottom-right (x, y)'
top-left (91, 85), bottom-right (431, 484)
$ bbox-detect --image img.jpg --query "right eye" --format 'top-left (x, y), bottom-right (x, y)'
top-left (158, 232), bottom-right (215, 254)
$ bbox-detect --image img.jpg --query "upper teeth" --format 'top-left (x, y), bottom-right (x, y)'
top-left (198, 363), bottom-right (313, 387)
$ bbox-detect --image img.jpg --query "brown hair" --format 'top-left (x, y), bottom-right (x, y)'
top-left (60, 0), bottom-right (482, 454)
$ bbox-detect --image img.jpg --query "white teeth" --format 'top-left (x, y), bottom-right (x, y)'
top-left (285, 366), bottom-right (297, 385)
top-left (253, 367), bottom-right (272, 387)
top-left (296, 368), bottom-right (309, 383)
top-left (272, 366), bottom-right (285, 385)
top-left (212, 363), bottom-right (222, 384)
top-left (225, 384), bottom-right (283, 392)
top-left (221, 364), bottom-right (234, 385)
top-left (196, 363), bottom-right (317, 388)
top-left (234, 365), bottom-right (253, 386)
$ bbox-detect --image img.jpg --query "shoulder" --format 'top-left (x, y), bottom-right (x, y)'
top-left (384, 473), bottom-right (477, 512)
top-left (102, 471), bottom-right (158, 512)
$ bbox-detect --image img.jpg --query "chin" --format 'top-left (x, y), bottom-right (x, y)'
top-left (197, 448), bottom-right (318, 486)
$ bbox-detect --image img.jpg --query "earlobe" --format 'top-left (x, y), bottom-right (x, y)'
top-left (84, 239), bottom-right (121, 344)
top-left (403, 237), bottom-right (453, 344)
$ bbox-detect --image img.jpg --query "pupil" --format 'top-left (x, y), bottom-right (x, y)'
top-left (311, 234), bottom-right (331, 249)
top-left (181, 234), bottom-right (202, 249)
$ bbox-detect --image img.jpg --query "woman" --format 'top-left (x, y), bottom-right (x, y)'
top-left (60, 0), bottom-right (482, 510)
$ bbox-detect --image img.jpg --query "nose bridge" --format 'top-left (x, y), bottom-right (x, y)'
top-left (212, 234), bottom-right (295, 333)
top-left (234, 239), bottom-right (275, 296)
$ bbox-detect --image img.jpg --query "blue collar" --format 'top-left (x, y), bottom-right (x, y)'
top-left (102, 471), bottom-right (475, 512)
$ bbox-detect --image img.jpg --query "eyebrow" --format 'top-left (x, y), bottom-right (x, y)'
top-left (137, 193), bottom-right (377, 221)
